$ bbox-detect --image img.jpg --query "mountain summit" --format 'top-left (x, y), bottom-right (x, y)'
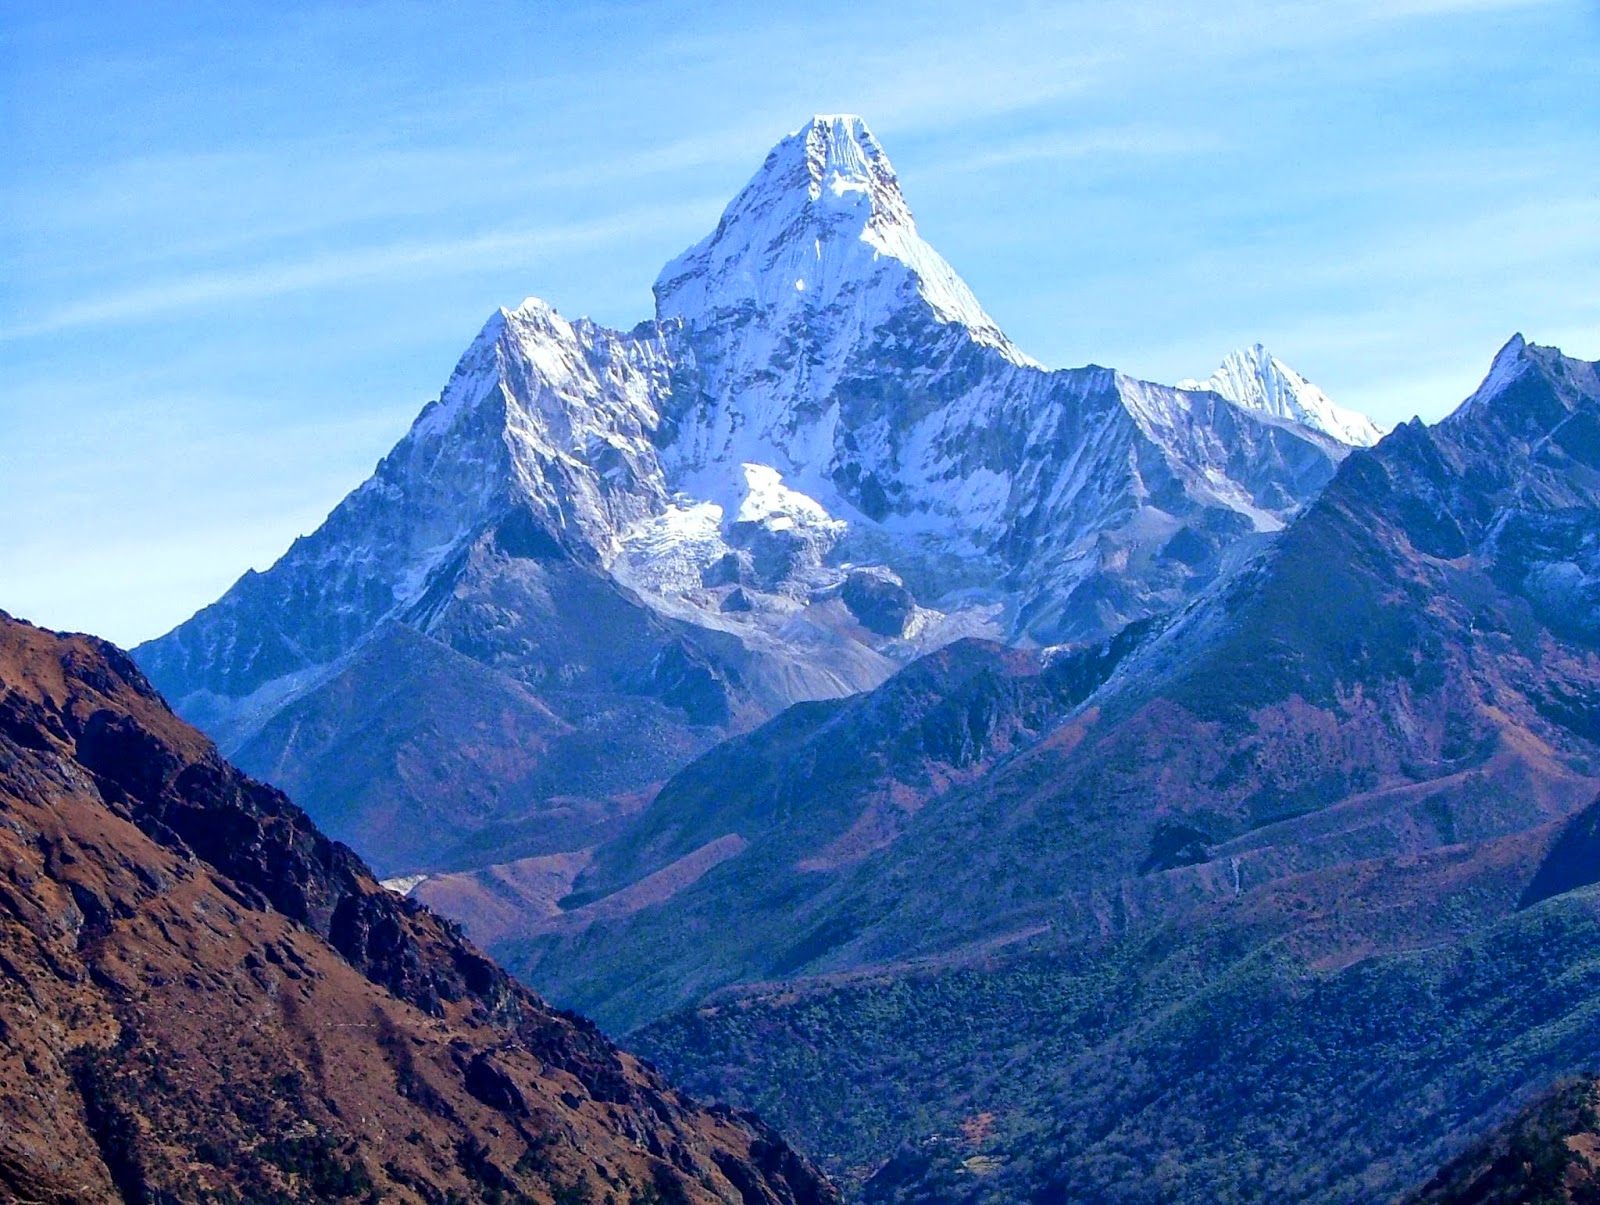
top-left (136, 116), bottom-right (1380, 876)
top-left (656, 114), bottom-right (1026, 365)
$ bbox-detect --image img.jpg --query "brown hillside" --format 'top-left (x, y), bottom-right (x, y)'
top-left (0, 611), bottom-right (836, 1204)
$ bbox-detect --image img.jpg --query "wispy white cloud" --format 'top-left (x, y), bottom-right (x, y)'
top-left (1302, 195), bottom-right (1600, 287)
top-left (0, 199), bottom-right (719, 339)
top-left (1342, 0), bottom-right (1564, 16)
top-left (926, 126), bottom-right (1230, 178)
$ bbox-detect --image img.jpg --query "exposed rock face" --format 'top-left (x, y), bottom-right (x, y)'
top-left (840, 570), bottom-right (916, 638)
top-left (0, 611), bottom-right (836, 1204)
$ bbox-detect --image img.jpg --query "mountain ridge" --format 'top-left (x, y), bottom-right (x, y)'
top-left (0, 609), bottom-right (838, 1203)
top-left (468, 337), bottom-right (1600, 1200)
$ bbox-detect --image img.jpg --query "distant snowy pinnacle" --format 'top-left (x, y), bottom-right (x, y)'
top-left (1181, 345), bottom-right (1385, 448)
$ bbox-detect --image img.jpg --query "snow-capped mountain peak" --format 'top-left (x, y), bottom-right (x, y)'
top-left (138, 114), bottom-right (1363, 824)
top-left (793, 114), bottom-right (909, 220)
top-left (653, 114), bottom-right (1028, 365)
top-left (1180, 344), bottom-right (1384, 447)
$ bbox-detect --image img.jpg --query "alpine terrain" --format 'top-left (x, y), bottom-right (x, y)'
top-left (135, 115), bottom-right (1369, 879)
top-left (519, 337), bottom-right (1600, 1201)
top-left (113, 113), bottom-right (1600, 1203)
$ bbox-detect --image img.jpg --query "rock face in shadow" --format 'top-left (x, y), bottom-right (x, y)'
top-left (0, 611), bottom-right (836, 1205)
top-left (1522, 793), bottom-right (1600, 910)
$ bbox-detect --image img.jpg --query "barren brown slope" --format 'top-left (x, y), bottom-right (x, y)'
top-left (0, 611), bottom-right (836, 1205)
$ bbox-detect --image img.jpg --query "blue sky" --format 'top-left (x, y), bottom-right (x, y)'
top-left (3, 0), bottom-right (1597, 646)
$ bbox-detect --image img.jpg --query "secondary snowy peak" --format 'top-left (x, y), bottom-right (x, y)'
top-left (653, 114), bottom-right (1028, 363)
top-left (1181, 344), bottom-right (1384, 448)
top-left (404, 296), bottom-right (675, 562)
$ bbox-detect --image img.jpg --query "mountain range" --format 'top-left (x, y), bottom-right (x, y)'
top-left (135, 115), bottom-right (1367, 880)
top-left (109, 114), bottom-right (1600, 1200)
top-left (553, 334), bottom-right (1600, 1200)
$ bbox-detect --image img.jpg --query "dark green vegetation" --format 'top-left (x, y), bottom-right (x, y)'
top-left (641, 882), bottom-right (1600, 1201)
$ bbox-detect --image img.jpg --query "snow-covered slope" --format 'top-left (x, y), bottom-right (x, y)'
top-left (135, 114), bottom-right (1380, 873)
top-left (136, 299), bottom-right (678, 724)
top-left (1180, 344), bottom-right (1385, 447)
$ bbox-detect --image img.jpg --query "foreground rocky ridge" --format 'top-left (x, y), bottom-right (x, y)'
top-left (0, 611), bottom-right (835, 1204)
top-left (134, 115), bottom-right (1366, 877)
top-left (1411, 1075), bottom-right (1600, 1203)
